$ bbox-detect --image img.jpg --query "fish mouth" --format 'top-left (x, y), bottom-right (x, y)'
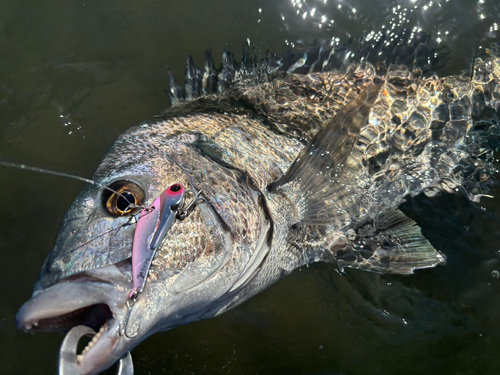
top-left (19, 303), bottom-right (112, 333)
top-left (16, 262), bottom-right (135, 375)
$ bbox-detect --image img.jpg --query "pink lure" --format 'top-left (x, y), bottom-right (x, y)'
top-left (129, 183), bottom-right (185, 298)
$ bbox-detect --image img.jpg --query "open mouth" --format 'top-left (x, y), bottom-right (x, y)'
top-left (16, 264), bottom-right (134, 374)
top-left (77, 319), bottom-right (109, 363)
top-left (20, 302), bottom-right (116, 365)
top-left (22, 303), bottom-right (112, 333)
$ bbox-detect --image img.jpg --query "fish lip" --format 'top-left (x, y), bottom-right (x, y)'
top-left (16, 269), bottom-right (127, 332)
top-left (16, 263), bottom-right (135, 375)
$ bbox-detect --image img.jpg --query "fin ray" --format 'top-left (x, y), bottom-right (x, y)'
top-left (336, 209), bottom-right (445, 274)
top-left (269, 82), bottom-right (382, 226)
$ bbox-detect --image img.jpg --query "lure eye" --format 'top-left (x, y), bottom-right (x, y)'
top-left (170, 184), bottom-right (181, 192)
top-left (103, 181), bottom-right (145, 216)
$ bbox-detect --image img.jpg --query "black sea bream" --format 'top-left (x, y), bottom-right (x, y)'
top-left (15, 47), bottom-right (500, 374)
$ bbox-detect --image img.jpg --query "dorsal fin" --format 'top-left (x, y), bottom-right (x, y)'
top-left (166, 68), bottom-right (185, 105)
top-left (269, 81), bottom-right (382, 226)
top-left (185, 55), bottom-right (203, 100)
top-left (202, 51), bottom-right (217, 95)
top-left (218, 49), bottom-right (236, 93)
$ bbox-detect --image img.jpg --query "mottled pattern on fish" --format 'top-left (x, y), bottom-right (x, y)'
top-left (354, 59), bottom-right (500, 206)
top-left (166, 57), bottom-right (498, 200)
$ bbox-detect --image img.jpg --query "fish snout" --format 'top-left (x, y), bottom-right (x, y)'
top-left (16, 262), bottom-right (143, 375)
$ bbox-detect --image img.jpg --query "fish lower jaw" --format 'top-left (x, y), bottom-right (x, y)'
top-left (77, 320), bottom-right (110, 364)
top-left (18, 301), bottom-right (122, 373)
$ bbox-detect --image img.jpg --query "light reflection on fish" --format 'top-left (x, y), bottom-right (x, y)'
top-left (14, 47), bottom-right (500, 374)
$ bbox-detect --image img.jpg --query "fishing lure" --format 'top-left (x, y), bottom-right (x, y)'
top-left (120, 183), bottom-right (204, 338)
top-left (130, 183), bottom-right (186, 299)
top-left (58, 183), bottom-right (203, 374)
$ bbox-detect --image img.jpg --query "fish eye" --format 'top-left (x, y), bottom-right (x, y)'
top-left (116, 192), bottom-right (136, 212)
top-left (102, 181), bottom-right (145, 216)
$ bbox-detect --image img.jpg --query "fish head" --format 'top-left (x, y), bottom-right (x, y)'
top-left (16, 127), bottom-right (265, 374)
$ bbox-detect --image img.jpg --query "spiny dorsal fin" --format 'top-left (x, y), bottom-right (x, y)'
top-left (185, 55), bottom-right (203, 100)
top-left (336, 209), bottom-right (445, 274)
top-left (166, 68), bottom-right (185, 105)
top-left (165, 33), bottom-right (448, 106)
top-left (269, 82), bottom-right (383, 226)
top-left (218, 49), bottom-right (236, 94)
top-left (202, 50), bottom-right (217, 95)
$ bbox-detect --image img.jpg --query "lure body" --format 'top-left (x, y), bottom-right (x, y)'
top-left (130, 184), bottom-right (185, 298)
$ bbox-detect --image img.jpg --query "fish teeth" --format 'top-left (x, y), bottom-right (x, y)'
top-left (77, 320), bottom-right (109, 363)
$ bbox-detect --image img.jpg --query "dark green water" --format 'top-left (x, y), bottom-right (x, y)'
top-left (1, 0), bottom-right (500, 374)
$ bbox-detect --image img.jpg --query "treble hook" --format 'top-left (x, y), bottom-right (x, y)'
top-left (176, 189), bottom-right (205, 221)
top-left (119, 298), bottom-right (140, 339)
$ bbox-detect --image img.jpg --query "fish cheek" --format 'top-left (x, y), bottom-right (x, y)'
top-left (150, 204), bottom-right (231, 295)
top-left (38, 213), bottom-right (135, 289)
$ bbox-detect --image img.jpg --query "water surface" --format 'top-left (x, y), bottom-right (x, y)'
top-left (1, 0), bottom-right (500, 374)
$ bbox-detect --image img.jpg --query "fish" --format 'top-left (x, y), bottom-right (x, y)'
top-left (14, 44), bottom-right (500, 375)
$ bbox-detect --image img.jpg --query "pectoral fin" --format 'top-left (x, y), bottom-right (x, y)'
top-left (336, 209), bottom-right (445, 274)
top-left (269, 82), bottom-right (382, 226)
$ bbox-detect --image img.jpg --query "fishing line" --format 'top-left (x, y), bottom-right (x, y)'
top-left (64, 225), bottom-right (127, 256)
top-left (0, 160), bottom-right (142, 210)
top-left (63, 207), bottom-right (157, 255)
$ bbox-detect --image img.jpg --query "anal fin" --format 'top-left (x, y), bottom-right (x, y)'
top-left (336, 209), bottom-right (445, 275)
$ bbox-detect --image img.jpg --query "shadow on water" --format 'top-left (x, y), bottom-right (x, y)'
top-left (1, 0), bottom-right (500, 374)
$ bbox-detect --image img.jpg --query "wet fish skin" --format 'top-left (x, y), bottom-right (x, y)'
top-left (16, 52), bottom-right (500, 375)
